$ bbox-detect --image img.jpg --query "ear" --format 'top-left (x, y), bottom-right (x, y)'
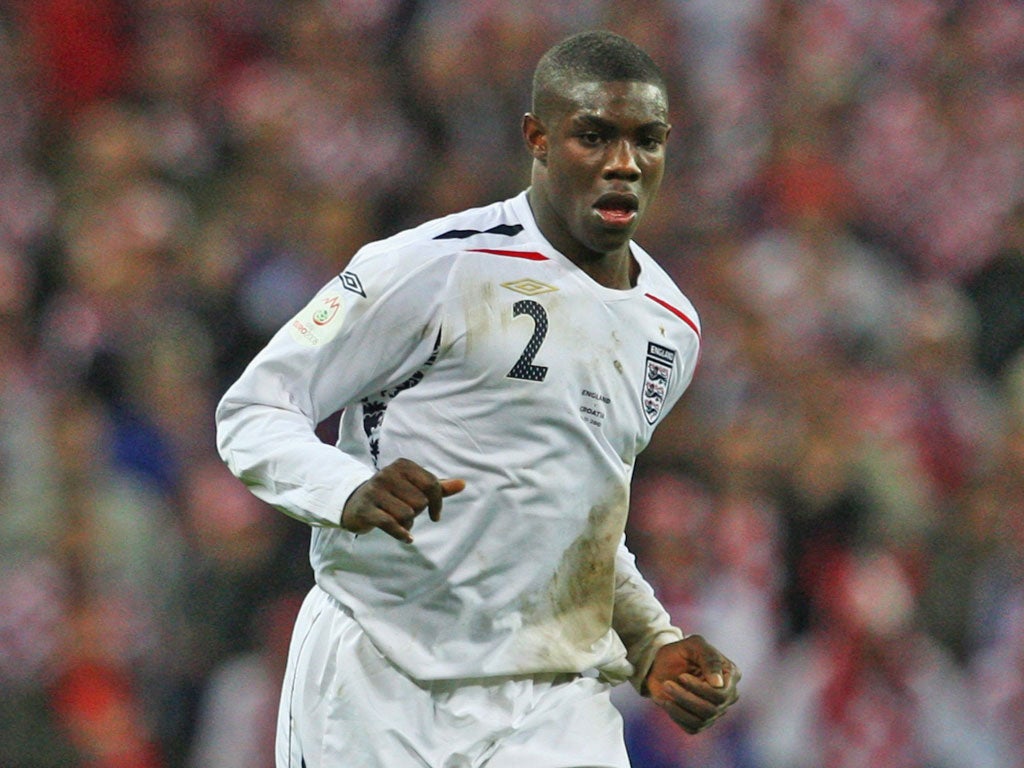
top-left (522, 113), bottom-right (548, 164)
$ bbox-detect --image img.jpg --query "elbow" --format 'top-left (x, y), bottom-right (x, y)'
top-left (213, 393), bottom-right (245, 469)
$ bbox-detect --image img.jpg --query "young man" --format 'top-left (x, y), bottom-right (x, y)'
top-left (216, 30), bottom-right (740, 768)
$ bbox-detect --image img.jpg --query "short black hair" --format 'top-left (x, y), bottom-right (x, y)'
top-left (532, 30), bottom-right (667, 118)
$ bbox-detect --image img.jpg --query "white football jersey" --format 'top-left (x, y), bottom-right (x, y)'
top-left (216, 191), bottom-right (701, 686)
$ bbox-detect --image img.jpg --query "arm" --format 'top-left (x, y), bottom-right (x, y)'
top-left (611, 539), bottom-right (684, 691)
top-left (612, 539), bottom-right (740, 734)
top-left (215, 255), bottom-right (453, 530)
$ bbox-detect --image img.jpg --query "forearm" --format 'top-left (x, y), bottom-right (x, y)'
top-left (612, 539), bottom-right (684, 692)
top-left (216, 369), bottom-right (374, 527)
top-left (216, 258), bottom-right (448, 527)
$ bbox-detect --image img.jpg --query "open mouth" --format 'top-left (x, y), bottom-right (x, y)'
top-left (594, 193), bottom-right (639, 227)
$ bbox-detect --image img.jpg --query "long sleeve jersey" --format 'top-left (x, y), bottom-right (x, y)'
top-left (215, 191), bottom-right (701, 688)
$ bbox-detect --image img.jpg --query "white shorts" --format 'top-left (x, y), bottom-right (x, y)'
top-left (277, 586), bottom-right (631, 768)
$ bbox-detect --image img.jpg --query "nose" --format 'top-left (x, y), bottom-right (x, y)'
top-left (603, 139), bottom-right (641, 180)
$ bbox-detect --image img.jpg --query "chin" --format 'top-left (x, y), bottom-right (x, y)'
top-left (591, 231), bottom-right (635, 254)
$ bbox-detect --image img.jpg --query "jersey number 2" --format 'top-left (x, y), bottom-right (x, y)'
top-left (507, 299), bottom-right (549, 382)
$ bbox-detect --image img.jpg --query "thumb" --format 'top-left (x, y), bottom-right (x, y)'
top-left (426, 479), bottom-right (466, 523)
top-left (698, 655), bottom-right (726, 688)
top-left (440, 478), bottom-right (466, 497)
top-left (423, 479), bottom-right (468, 528)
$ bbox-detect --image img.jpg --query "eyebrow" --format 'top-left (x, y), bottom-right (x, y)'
top-left (572, 114), bottom-right (670, 133)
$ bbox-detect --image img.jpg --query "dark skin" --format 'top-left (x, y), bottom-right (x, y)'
top-left (646, 633), bottom-right (741, 734)
top-left (340, 457), bottom-right (464, 544)
top-left (341, 76), bottom-right (739, 734)
top-left (523, 79), bottom-right (670, 290)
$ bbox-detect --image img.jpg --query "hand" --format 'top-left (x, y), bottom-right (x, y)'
top-left (645, 635), bottom-right (740, 734)
top-left (341, 458), bottom-right (465, 543)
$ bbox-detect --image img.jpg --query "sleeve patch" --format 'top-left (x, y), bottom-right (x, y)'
top-left (288, 293), bottom-right (346, 347)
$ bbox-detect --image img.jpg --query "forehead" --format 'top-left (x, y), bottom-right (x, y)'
top-left (552, 80), bottom-right (669, 124)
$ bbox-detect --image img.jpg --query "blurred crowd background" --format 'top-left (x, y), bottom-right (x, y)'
top-left (0, 0), bottom-right (1022, 766)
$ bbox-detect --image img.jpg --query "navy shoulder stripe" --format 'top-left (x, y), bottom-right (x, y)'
top-left (434, 223), bottom-right (524, 240)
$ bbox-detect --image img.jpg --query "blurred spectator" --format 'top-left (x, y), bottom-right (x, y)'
top-left (754, 548), bottom-right (1011, 768)
top-left (0, 554), bottom-right (79, 768)
top-left (51, 606), bottom-right (166, 768)
top-left (968, 423), bottom-right (1024, 766)
top-left (177, 458), bottom-right (305, 669)
top-left (21, 0), bottom-right (130, 119)
top-left (619, 467), bottom-right (783, 767)
top-left (186, 592), bottom-right (303, 768)
top-left (965, 202), bottom-right (1024, 379)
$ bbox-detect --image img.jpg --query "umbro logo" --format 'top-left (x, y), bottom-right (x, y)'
top-left (501, 279), bottom-right (558, 296)
top-left (340, 270), bottom-right (366, 297)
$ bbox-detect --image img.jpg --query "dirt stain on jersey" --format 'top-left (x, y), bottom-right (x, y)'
top-left (460, 279), bottom-right (497, 355)
top-left (521, 483), bottom-right (628, 656)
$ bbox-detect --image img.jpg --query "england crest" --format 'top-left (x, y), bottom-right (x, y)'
top-left (642, 342), bottom-right (676, 425)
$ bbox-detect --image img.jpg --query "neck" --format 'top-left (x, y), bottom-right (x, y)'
top-left (573, 250), bottom-right (638, 290)
top-left (526, 187), bottom-right (639, 290)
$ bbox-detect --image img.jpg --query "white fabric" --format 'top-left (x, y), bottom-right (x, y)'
top-left (279, 586), bottom-right (631, 768)
top-left (216, 191), bottom-right (698, 687)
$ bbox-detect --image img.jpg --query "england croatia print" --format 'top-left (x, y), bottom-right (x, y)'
top-left (642, 341), bottom-right (676, 425)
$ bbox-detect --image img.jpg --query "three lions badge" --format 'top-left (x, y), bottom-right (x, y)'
top-left (642, 341), bottom-right (676, 425)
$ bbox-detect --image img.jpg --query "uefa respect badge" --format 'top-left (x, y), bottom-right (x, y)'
top-left (289, 292), bottom-right (346, 347)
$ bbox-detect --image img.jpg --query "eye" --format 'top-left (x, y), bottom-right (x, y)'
top-left (578, 131), bottom-right (604, 146)
top-left (638, 135), bottom-right (665, 151)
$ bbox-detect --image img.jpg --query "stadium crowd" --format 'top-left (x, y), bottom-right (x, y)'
top-left (0, 1), bottom-right (1022, 766)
